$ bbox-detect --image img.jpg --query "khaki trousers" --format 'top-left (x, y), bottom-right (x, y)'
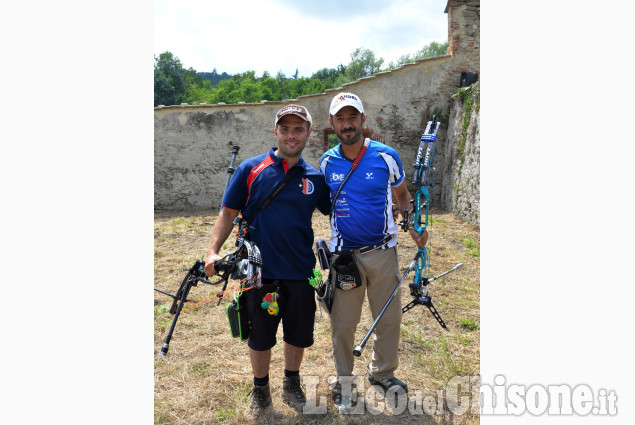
top-left (330, 246), bottom-right (403, 380)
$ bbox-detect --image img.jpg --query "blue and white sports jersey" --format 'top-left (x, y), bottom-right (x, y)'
top-left (319, 140), bottom-right (404, 251)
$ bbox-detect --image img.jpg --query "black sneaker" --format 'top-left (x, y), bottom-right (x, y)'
top-left (246, 384), bottom-right (272, 418)
top-left (332, 381), bottom-right (358, 414)
top-left (282, 376), bottom-right (306, 412)
top-left (367, 375), bottom-right (408, 393)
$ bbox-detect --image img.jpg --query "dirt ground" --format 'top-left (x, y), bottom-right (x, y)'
top-left (154, 209), bottom-right (480, 424)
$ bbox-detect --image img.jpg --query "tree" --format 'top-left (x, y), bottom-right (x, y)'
top-left (155, 42), bottom-right (449, 106)
top-left (415, 41), bottom-right (448, 58)
top-left (387, 41), bottom-right (449, 69)
top-left (198, 68), bottom-right (232, 86)
top-left (311, 65), bottom-right (347, 87)
top-left (345, 48), bottom-right (384, 81)
top-left (259, 76), bottom-right (280, 101)
top-left (154, 51), bottom-right (187, 106)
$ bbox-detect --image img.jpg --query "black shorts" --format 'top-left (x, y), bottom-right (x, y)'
top-left (245, 278), bottom-right (316, 351)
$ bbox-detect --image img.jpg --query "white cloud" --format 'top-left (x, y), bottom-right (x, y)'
top-left (154, 0), bottom-right (448, 77)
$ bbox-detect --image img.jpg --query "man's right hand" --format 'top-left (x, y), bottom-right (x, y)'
top-left (204, 253), bottom-right (222, 278)
top-left (203, 206), bottom-right (240, 279)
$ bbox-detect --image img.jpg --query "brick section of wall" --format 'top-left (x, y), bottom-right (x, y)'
top-left (447, 0), bottom-right (480, 76)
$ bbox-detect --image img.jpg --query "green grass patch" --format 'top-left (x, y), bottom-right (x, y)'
top-left (429, 216), bottom-right (448, 226)
top-left (457, 333), bottom-right (471, 346)
top-left (170, 217), bottom-right (191, 231)
top-left (460, 317), bottom-right (479, 331)
top-left (216, 406), bottom-right (237, 421)
top-left (462, 235), bottom-right (480, 258)
top-left (154, 304), bottom-right (170, 315)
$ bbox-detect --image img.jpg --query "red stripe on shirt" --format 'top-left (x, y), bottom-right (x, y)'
top-left (246, 155), bottom-right (275, 204)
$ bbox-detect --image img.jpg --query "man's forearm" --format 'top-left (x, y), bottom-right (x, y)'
top-left (206, 207), bottom-right (239, 257)
top-left (393, 184), bottom-right (413, 216)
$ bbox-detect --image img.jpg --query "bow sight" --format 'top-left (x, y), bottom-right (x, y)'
top-left (214, 216), bottom-right (263, 307)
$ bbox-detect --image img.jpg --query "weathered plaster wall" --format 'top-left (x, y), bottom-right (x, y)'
top-left (154, 55), bottom-right (457, 211)
top-left (154, 0), bottom-right (480, 225)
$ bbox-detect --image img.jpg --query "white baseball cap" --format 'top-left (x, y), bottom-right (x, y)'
top-left (329, 92), bottom-right (364, 115)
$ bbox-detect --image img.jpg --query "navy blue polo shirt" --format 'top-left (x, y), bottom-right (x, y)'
top-left (222, 148), bottom-right (330, 280)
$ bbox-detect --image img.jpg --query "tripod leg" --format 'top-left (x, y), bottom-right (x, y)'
top-left (424, 298), bottom-right (447, 329)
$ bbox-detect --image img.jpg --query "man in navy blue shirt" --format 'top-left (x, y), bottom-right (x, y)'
top-left (205, 104), bottom-right (330, 417)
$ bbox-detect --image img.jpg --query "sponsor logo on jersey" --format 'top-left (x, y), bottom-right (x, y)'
top-left (331, 172), bottom-right (346, 181)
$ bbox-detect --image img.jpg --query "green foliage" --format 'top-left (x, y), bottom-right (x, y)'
top-left (154, 41), bottom-right (449, 106)
top-left (198, 68), bottom-right (231, 86)
top-left (459, 317), bottom-right (480, 331)
top-left (416, 41), bottom-right (449, 59)
top-left (328, 134), bottom-right (340, 149)
top-left (453, 82), bottom-right (479, 174)
top-left (433, 106), bottom-right (450, 126)
top-left (387, 41), bottom-right (449, 69)
top-left (345, 47), bottom-right (385, 81)
top-left (461, 234), bottom-right (480, 258)
top-left (154, 52), bottom-right (187, 107)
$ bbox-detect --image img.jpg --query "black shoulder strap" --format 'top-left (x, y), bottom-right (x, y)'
top-left (257, 165), bottom-right (301, 214)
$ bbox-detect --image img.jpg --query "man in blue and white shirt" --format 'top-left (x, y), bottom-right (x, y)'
top-left (319, 92), bottom-right (427, 412)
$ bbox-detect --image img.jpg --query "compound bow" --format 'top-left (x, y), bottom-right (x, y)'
top-left (353, 116), bottom-right (463, 357)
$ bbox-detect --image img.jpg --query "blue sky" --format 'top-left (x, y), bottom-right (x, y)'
top-left (154, 0), bottom-right (449, 77)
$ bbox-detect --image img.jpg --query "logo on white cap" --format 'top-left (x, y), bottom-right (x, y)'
top-left (329, 92), bottom-right (364, 115)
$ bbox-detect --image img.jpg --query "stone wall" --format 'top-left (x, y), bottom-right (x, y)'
top-left (154, 55), bottom-right (457, 211)
top-left (441, 82), bottom-right (480, 224)
top-left (154, 0), bottom-right (480, 224)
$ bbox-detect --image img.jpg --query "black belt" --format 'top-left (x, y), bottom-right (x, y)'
top-left (334, 234), bottom-right (396, 254)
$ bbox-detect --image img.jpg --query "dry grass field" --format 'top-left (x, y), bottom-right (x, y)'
top-left (154, 209), bottom-right (480, 424)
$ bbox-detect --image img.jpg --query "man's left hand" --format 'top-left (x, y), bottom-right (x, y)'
top-left (392, 204), bottom-right (400, 220)
top-left (410, 229), bottom-right (428, 247)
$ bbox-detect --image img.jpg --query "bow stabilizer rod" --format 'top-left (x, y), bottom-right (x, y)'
top-left (220, 145), bottom-right (240, 210)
